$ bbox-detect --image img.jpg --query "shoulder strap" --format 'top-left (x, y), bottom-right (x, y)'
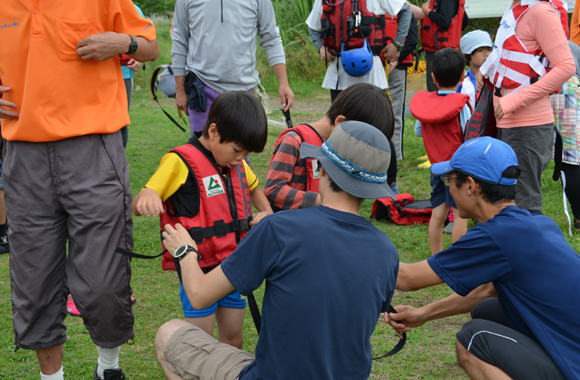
top-left (150, 65), bottom-right (187, 132)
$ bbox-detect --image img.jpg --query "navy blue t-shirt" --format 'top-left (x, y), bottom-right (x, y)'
top-left (221, 206), bottom-right (399, 380)
top-left (428, 206), bottom-right (580, 380)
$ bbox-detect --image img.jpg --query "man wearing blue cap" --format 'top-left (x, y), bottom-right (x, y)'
top-left (388, 137), bottom-right (580, 380)
top-left (154, 121), bottom-right (399, 380)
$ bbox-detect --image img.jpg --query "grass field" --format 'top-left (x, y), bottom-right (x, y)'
top-left (0, 19), bottom-right (579, 380)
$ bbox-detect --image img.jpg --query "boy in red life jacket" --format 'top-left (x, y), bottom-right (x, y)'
top-left (132, 91), bottom-right (273, 349)
top-left (265, 83), bottom-right (394, 211)
top-left (458, 30), bottom-right (492, 110)
top-left (410, 48), bottom-right (470, 255)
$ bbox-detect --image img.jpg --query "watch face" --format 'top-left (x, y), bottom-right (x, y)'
top-left (174, 244), bottom-right (187, 258)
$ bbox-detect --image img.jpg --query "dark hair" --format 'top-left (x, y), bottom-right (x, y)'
top-left (327, 83), bottom-right (394, 140)
top-left (453, 166), bottom-right (521, 204)
top-left (432, 48), bottom-right (466, 88)
top-left (202, 91), bottom-right (268, 153)
top-left (464, 53), bottom-right (472, 63)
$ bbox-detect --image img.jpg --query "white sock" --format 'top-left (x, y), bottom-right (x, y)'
top-left (97, 346), bottom-right (121, 379)
top-left (40, 366), bottom-right (64, 380)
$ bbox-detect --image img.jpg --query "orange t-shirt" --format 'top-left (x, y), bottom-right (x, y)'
top-left (0, 0), bottom-right (157, 142)
top-left (571, 1), bottom-right (580, 47)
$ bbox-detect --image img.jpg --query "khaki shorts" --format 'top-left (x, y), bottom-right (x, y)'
top-left (165, 325), bottom-right (255, 380)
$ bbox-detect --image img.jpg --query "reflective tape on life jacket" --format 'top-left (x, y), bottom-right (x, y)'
top-left (420, 0), bottom-right (465, 52)
top-left (159, 143), bottom-right (252, 271)
top-left (480, 0), bottom-right (568, 92)
top-left (410, 90), bottom-right (470, 163)
top-left (321, 0), bottom-right (387, 55)
top-left (271, 124), bottom-right (324, 192)
top-left (382, 15), bottom-right (413, 66)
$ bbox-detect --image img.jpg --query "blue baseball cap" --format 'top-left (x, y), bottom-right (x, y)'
top-left (430, 137), bottom-right (519, 186)
top-left (460, 30), bottom-right (493, 55)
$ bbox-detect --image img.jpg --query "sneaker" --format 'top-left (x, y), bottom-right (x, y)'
top-left (417, 155), bottom-right (429, 161)
top-left (67, 296), bottom-right (136, 317)
top-left (418, 160), bottom-right (432, 168)
top-left (94, 366), bottom-right (126, 380)
top-left (0, 235), bottom-right (9, 255)
top-left (443, 222), bottom-right (454, 234)
top-left (67, 296), bottom-right (81, 317)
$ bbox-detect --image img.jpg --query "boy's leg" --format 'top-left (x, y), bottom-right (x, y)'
top-left (429, 175), bottom-right (448, 255)
top-left (186, 315), bottom-right (216, 337)
top-left (451, 208), bottom-right (468, 243)
top-left (429, 203), bottom-right (449, 256)
top-left (156, 320), bottom-right (254, 380)
top-left (216, 307), bottom-right (245, 349)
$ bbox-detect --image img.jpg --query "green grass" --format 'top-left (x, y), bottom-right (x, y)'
top-left (1, 18), bottom-right (579, 380)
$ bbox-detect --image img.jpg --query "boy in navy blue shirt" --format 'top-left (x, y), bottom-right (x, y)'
top-left (154, 121), bottom-right (399, 380)
top-left (389, 137), bottom-right (580, 380)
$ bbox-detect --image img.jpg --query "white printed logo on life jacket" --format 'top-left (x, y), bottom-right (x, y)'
top-left (312, 160), bottom-right (320, 179)
top-left (202, 175), bottom-right (225, 197)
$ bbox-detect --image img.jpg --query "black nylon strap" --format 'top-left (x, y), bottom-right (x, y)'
top-left (247, 293), bottom-right (262, 334)
top-left (188, 218), bottom-right (252, 244)
top-left (116, 247), bottom-right (168, 259)
top-left (553, 127), bottom-right (563, 181)
top-left (150, 66), bottom-right (187, 132)
top-left (373, 305), bottom-right (407, 360)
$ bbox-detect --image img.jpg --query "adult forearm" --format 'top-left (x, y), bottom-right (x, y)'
top-left (422, 283), bottom-right (496, 322)
top-left (395, 3), bottom-right (412, 43)
top-left (130, 36), bottom-right (160, 62)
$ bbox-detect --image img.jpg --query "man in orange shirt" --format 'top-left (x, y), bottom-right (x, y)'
top-left (0, 2), bottom-right (159, 379)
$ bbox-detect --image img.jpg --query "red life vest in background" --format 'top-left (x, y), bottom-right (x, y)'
top-left (271, 124), bottom-right (324, 192)
top-left (410, 91), bottom-right (470, 163)
top-left (420, 0), bottom-right (465, 52)
top-left (159, 143), bottom-right (252, 271)
top-left (371, 193), bottom-right (432, 225)
top-left (119, 54), bottom-right (131, 66)
top-left (482, 0), bottom-right (569, 91)
top-left (381, 15), bottom-right (414, 66)
top-left (320, 0), bottom-right (387, 54)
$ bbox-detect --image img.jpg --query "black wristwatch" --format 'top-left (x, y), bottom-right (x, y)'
top-left (392, 40), bottom-right (404, 51)
top-left (126, 35), bottom-right (138, 54)
top-left (172, 244), bottom-right (201, 262)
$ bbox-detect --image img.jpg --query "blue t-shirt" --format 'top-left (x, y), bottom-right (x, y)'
top-left (428, 206), bottom-right (580, 380)
top-left (221, 206), bottom-right (399, 380)
top-left (121, 4), bottom-right (144, 79)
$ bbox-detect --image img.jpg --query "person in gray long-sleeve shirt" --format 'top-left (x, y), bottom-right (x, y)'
top-left (172, 0), bottom-right (294, 137)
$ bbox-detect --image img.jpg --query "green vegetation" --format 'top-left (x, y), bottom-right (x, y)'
top-left (1, 14), bottom-right (579, 380)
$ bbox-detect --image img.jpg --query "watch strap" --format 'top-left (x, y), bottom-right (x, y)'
top-left (127, 35), bottom-right (138, 55)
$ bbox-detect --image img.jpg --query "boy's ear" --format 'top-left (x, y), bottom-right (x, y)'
top-left (208, 123), bottom-right (219, 141)
top-left (431, 72), bottom-right (438, 86)
top-left (333, 115), bottom-right (347, 126)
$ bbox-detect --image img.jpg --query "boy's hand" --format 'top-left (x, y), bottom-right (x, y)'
top-left (250, 211), bottom-right (272, 226)
top-left (0, 86), bottom-right (19, 119)
top-left (163, 223), bottom-right (197, 255)
top-left (135, 188), bottom-right (164, 217)
top-left (475, 70), bottom-right (488, 91)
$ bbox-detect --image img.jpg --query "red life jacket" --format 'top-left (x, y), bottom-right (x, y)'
top-left (159, 143), bottom-right (253, 271)
top-left (320, 0), bottom-right (387, 54)
top-left (482, 0), bottom-right (569, 90)
top-left (119, 54), bottom-right (131, 66)
top-left (410, 90), bottom-right (470, 163)
top-left (371, 193), bottom-right (432, 225)
top-left (271, 124), bottom-right (324, 192)
top-left (420, 0), bottom-right (465, 52)
top-left (381, 15), bottom-right (413, 66)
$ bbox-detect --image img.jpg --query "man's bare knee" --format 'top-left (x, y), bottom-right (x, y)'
top-left (456, 338), bottom-right (470, 367)
top-left (155, 319), bottom-right (190, 360)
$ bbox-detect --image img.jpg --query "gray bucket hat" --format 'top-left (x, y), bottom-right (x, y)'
top-left (300, 120), bottom-right (395, 200)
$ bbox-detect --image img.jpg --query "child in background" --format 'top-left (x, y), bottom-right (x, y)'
top-left (265, 83), bottom-right (394, 211)
top-left (458, 30), bottom-right (493, 109)
top-left (132, 91), bottom-right (272, 349)
top-left (410, 48), bottom-right (470, 255)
